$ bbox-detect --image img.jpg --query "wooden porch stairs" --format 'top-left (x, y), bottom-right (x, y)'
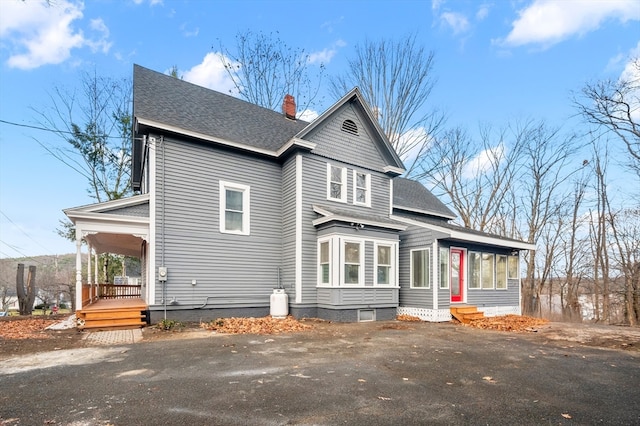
top-left (76, 299), bottom-right (150, 330)
top-left (450, 305), bottom-right (485, 324)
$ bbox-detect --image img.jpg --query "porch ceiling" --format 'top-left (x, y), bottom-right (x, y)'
top-left (85, 232), bottom-right (144, 257)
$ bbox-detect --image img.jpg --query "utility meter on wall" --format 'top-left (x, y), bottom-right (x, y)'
top-left (158, 267), bottom-right (168, 282)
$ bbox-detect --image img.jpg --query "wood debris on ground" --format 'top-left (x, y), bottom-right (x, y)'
top-left (396, 314), bottom-right (421, 322)
top-left (200, 315), bottom-right (313, 334)
top-left (0, 318), bottom-right (58, 339)
top-left (464, 314), bottom-right (549, 332)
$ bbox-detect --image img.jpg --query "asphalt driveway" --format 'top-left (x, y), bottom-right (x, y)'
top-left (1, 321), bottom-right (639, 425)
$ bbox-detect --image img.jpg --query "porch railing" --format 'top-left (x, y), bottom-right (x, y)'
top-left (82, 284), bottom-right (99, 306)
top-left (98, 284), bottom-right (142, 299)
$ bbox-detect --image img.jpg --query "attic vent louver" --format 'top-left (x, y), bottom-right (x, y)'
top-left (341, 119), bottom-right (358, 135)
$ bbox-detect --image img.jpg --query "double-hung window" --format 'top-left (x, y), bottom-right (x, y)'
top-left (319, 240), bottom-right (331, 285)
top-left (343, 241), bottom-right (362, 285)
top-left (353, 171), bottom-right (371, 206)
top-left (219, 181), bottom-right (250, 235)
top-left (468, 251), bottom-right (481, 289)
top-left (375, 244), bottom-right (392, 285)
top-left (410, 248), bottom-right (430, 288)
top-left (327, 164), bottom-right (347, 202)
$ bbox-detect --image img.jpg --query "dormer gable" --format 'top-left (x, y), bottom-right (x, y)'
top-left (292, 88), bottom-right (405, 176)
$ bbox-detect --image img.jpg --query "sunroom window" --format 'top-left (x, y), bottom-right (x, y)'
top-left (344, 241), bottom-right (361, 284)
top-left (411, 248), bottom-right (430, 288)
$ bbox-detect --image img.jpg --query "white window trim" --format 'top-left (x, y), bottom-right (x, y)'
top-left (410, 247), bottom-right (431, 289)
top-left (353, 170), bottom-right (371, 207)
top-left (439, 247), bottom-right (449, 289)
top-left (496, 254), bottom-right (508, 290)
top-left (317, 238), bottom-right (332, 286)
top-left (374, 241), bottom-right (396, 286)
top-left (507, 255), bottom-right (519, 280)
top-left (219, 180), bottom-right (250, 236)
top-left (468, 251), bottom-right (481, 290)
top-left (327, 163), bottom-right (347, 203)
top-left (481, 253), bottom-right (495, 290)
top-left (342, 239), bottom-right (364, 286)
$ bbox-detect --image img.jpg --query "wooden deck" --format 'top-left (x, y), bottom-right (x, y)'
top-left (77, 297), bottom-right (150, 330)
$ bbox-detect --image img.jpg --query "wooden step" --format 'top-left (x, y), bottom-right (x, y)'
top-left (78, 317), bottom-right (146, 329)
top-left (78, 310), bottom-right (146, 320)
top-left (450, 305), bottom-right (485, 324)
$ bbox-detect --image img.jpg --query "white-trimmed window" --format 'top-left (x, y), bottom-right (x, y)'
top-left (219, 181), bottom-right (250, 235)
top-left (375, 243), bottom-right (393, 285)
top-left (439, 247), bottom-right (449, 289)
top-left (508, 255), bottom-right (519, 279)
top-left (481, 253), bottom-right (495, 289)
top-left (327, 164), bottom-right (347, 202)
top-left (468, 251), bottom-right (481, 289)
top-left (319, 240), bottom-right (331, 285)
top-left (410, 248), bottom-right (430, 288)
top-left (353, 171), bottom-right (371, 206)
top-left (496, 255), bottom-right (507, 289)
top-left (343, 241), bottom-right (362, 285)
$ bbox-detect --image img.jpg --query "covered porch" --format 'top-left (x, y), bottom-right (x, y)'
top-left (64, 195), bottom-right (151, 329)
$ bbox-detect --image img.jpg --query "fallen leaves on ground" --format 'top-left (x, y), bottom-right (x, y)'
top-left (465, 315), bottom-right (549, 332)
top-left (0, 318), bottom-right (58, 340)
top-left (200, 315), bottom-right (312, 335)
top-left (396, 314), bottom-right (421, 322)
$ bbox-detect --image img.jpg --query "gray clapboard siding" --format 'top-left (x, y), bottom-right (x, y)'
top-left (306, 105), bottom-right (388, 172)
top-left (155, 136), bottom-right (283, 306)
top-left (317, 287), bottom-right (398, 307)
top-left (466, 280), bottom-right (519, 307)
top-left (398, 225), bottom-right (436, 309)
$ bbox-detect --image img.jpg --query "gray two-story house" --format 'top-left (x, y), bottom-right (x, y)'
top-left (64, 65), bottom-right (534, 328)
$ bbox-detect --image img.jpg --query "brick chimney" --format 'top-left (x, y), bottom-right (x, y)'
top-left (282, 94), bottom-right (296, 120)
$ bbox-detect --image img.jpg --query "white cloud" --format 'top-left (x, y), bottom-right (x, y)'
top-left (432, 0), bottom-right (446, 11)
top-left (308, 40), bottom-right (346, 65)
top-left (440, 11), bottom-right (470, 35)
top-left (462, 144), bottom-right (505, 180)
top-left (297, 109), bottom-right (319, 122)
top-left (133, 0), bottom-right (163, 6)
top-left (620, 42), bottom-right (640, 122)
top-left (180, 22), bottom-right (199, 38)
top-left (476, 3), bottom-right (491, 21)
top-left (181, 52), bottom-right (240, 95)
top-left (0, 0), bottom-right (111, 70)
top-left (500, 0), bottom-right (640, 48)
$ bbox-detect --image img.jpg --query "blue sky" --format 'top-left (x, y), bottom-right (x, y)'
top-left (0, 0), bottom-right (638, 258)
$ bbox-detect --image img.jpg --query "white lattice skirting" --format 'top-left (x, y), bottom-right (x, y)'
top-left (478, 306), bottom-right (521, 317)
top-left (397, 307), bottom-right (452, 322)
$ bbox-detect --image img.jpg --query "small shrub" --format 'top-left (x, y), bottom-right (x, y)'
top-left (156, 318), bottom-right (183, 331)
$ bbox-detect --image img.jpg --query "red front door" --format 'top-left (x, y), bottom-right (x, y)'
top-left (450, 249), bottom-right (464, 303)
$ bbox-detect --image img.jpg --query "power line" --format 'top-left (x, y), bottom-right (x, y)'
top-left (0, 241), bottom-right (47, 265)
top-left (0, 118), bottom-right (125, 140)
top-left (0, 210), bottom-right (56, 255)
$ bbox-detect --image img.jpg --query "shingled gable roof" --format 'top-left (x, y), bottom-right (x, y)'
top-left (133, 64), bottom-right (309, 154)
top-left (295, 87), bottom-right (405, 174)
top-left (393, 177), bottom-right (457, 220)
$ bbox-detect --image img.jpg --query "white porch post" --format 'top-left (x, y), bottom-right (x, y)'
top-left (75, 237), bottom-right (83, 311)
top-left (87, 244), bottom-right (92, 285)
top-left (94, 251), bottom-right (99, 286)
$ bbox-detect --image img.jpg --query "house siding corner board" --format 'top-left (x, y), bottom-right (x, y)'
top-left (306, 105), bottom-right (389, 172)
top-left (154, 137), bottom-right (283, 307)
top-left (280, 155), bottom-right (297, 299)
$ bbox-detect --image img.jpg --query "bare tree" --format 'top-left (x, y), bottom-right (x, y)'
top-left (330, 33), bottom-right (445, 173)
top-left (32, 69), bottom-right (132, 203)
top-left (16, 263), bottom-right (36, 315)
top-left (573, 57), bottom-right (640, 177)
top-left (217, 30), bottom-right (325, 115)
